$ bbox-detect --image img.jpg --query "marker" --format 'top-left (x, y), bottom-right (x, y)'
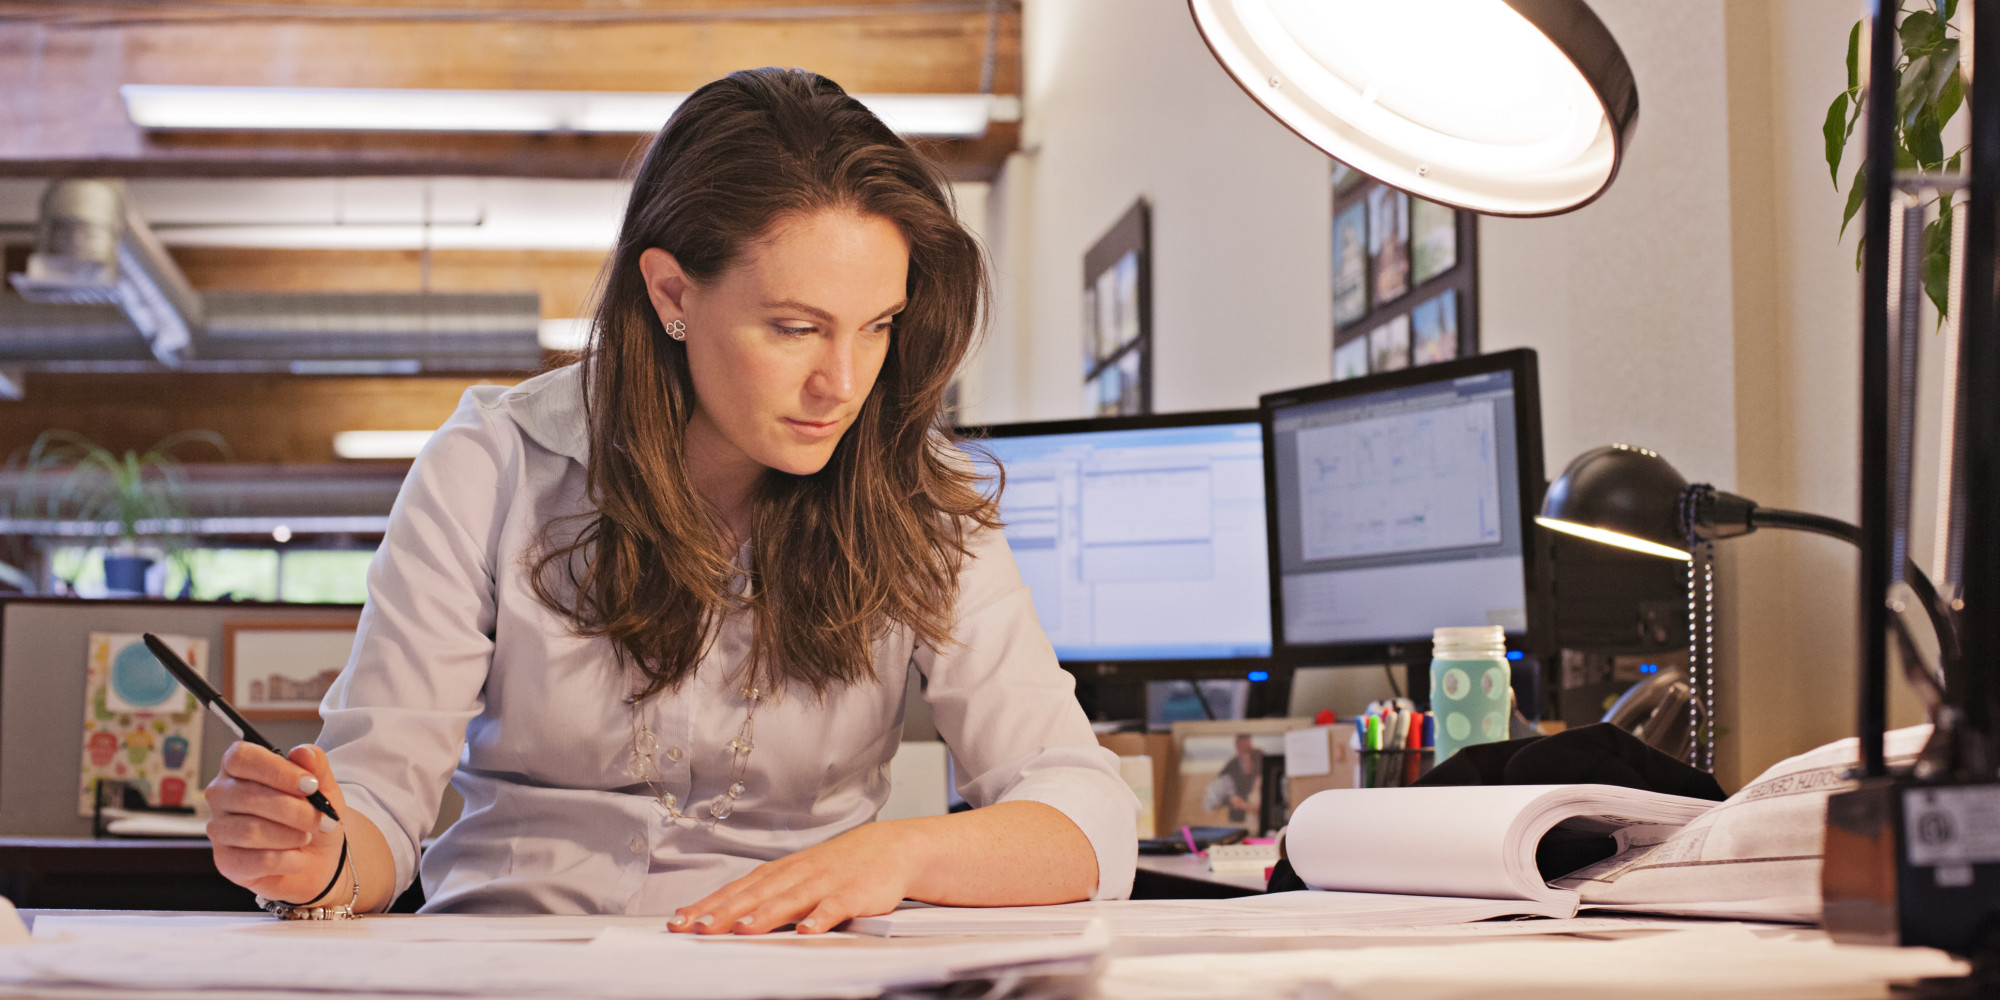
top-left (1180, 825), bottom-right (1200, 856)
top-left (141, 633), bottom-right (340, 825)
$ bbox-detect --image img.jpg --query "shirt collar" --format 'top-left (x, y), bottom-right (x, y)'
top-left (498, 364), bottom-right (589, 464)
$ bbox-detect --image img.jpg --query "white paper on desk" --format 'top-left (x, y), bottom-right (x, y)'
top-left (31, 913), bottom-right (675, 943)
top-left (0, 918), bottom-right (1107, 999)
top-left (1097, 927), bottom-right (1967, 1000)
top-left (848, 890), bottom-right (1572, 937)
top-left (1283, 727), bottom-right (1332, 777)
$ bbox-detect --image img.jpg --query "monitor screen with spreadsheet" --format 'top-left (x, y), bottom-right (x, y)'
top-left (959, 411), bottom-right (1272, 666)
top-left (1261, 348), bottom-right (1547, 664)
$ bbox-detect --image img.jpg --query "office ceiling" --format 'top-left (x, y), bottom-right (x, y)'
top-left (0, 0), bottom-right (1023, 181)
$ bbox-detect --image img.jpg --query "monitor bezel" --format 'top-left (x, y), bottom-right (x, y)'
top-left (955, 408), bottom-right (1276, 681)
top-left (1257, 348), bottom-right (1549, 668)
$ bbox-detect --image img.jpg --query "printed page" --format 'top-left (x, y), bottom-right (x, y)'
top-left (847, 891), bottom-right (1570, 937)
top-left (1558, 724), bottom-right (1934, 921)
top-left (1284, 784), bottom-right (1712, 904)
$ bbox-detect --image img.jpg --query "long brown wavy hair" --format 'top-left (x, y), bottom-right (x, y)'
top-left (531, 67), bottom-right (998, 700)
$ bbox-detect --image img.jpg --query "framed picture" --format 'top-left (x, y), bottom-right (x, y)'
top-left (222, 618), bottom-right (361, 721)
top-left (1368, 315), bottom-right (1411, 373)
top-left (1411, 290), bottom-right (1460, 365)
top-left (78, 633), bottom-right (206, 815)
top-left (1168, 717), bottom-right (1313, 835)
top-left (1083, 199), bottom-right (1151, 416)
top-left (1366, 185), bottom-right (1410, 305)
top-left (1331, 168), bottom-right (1478, 380)
top-left (1331, 201), bottom-right (1369, 328)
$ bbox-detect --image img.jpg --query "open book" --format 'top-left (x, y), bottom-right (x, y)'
top-left (1285, 784), bottom-right (1716, 917)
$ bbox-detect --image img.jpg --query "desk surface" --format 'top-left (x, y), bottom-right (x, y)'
top-left (1133, 853), bottom-right (1268, 894)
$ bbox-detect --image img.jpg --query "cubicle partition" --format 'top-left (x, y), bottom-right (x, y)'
top-left (0, 597), bottom-right (362, 839)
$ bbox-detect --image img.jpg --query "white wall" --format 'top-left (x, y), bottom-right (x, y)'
top-left (978, 0), bottom-right (1934, 788)
top-left (960, 0), bottom-right (1330, 424)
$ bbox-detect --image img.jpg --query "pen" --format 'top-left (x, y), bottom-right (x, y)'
top-left (141, 632), bottom-right (340, 825)
top-left (1180, 825), bottom-right (1200, 855)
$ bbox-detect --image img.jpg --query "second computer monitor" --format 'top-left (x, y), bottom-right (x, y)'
top-left (959, 411), bottom-right (1272, 668)
top-left (1261, 348), bottom-right (1547, 664)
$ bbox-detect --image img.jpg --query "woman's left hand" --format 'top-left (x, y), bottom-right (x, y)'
top-left (669, 820), bottom-right (922, 935)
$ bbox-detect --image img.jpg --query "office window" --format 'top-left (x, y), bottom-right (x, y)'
top-left (49, 545), bottom-right (374, 603)
top-left (278, 549), bottom-right (375, 604)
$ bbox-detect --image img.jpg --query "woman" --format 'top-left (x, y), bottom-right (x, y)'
top-left (201, 68), bottom-right (1137, 932)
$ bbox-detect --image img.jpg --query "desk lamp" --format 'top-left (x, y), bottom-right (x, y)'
top-left (1536, 444), bottom-right (1957, 774)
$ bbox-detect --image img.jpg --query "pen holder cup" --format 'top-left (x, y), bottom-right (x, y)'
top-left (1357, 749), bottom-right (1435, 789)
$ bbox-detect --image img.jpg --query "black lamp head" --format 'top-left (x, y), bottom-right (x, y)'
top-left (1536, 444), bottom-right (1693, 560)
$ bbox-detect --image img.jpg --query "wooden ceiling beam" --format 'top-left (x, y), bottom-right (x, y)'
top-left (0, 3), bottom-right (1020, 180)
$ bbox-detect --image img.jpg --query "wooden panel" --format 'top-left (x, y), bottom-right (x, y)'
top-left (171, 247), bottom-right (610, 319)
top-left (0, 4), bottom-right (1020, 179)
top-left (0, 371), bottom-right (527, 465)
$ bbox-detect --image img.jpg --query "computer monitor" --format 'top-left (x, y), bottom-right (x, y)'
top-left (957, 410), bottom-right (1273, 676)
top-left (1261, 348), bottom-right (1548, 666)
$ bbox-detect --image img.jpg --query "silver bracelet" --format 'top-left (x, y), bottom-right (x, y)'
top-left (256, 835), bottom-right (362, 920)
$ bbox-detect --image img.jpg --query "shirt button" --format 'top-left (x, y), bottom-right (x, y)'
top-left (629, 836), bottom-right (646, 855)
top-left (665, 745), bottom-right (684, 762)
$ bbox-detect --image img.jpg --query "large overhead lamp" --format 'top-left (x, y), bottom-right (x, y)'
top-left (1188, 0), bottom-right (1638, 216)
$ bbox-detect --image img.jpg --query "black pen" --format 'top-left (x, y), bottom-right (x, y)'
top-left (141, 632), bottom-right (340, 825)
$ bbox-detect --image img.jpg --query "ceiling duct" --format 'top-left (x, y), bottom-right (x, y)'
top-left (200, 291), bottom-right (543, 373)
top-left (7, 179), bottom-right (200, 366)
top-left (0, 180), bottom-right (545, 374)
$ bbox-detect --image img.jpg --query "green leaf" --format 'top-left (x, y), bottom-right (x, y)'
top-left (1901, 9), bottom-right (1946, 56)
top-left (1842, 163), bottom-right (1868, 242)
top-left (1947, 149), bottom-right (1964, 172)
top-left (1825, 92), bottom-right (1851, 185)
top-left (1847, 20), bottom-right (1862, 93)
top-left (1944, 0), bottom-right (1959, 22)
top-left (1937, 62), bottom-right (1965, 124)
top-left (1924, 203), bottom-right (1954, 322)
top-left (1908, 105), bottom-right (1944, 167)
top-left (1896, 144), bottom-right (1920, 170)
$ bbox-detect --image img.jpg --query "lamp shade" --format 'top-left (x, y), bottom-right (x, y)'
top-left (1188, 0), bottom-right (1638, 216)
top-left (1536, 444), bottom-right (1691, 560)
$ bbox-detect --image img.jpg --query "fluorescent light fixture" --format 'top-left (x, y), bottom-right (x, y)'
top-left (333, 430), bottom-right (435, 460)
top-left (537, 318), bottom-right (593, 352)
top-left (1535, 516), bottom-right (1692, 562)
top-left (121, 85), bottom-right (1011, 139)
top-left (1189, 0), bottom-right (1638, 215)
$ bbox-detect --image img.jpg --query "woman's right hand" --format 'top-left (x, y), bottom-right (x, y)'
top-left (205, 742), bottom-right (351, 905)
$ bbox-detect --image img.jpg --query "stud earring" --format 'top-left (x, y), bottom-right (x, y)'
top-left (665, 318), bottom-right (687, 341)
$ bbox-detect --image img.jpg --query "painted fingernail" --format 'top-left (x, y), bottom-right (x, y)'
top-left (667, 914), bottom-right (688, 927)
top-left (695, 914), bottom-right (714, 927)
top-left (734, 916), bottom-right (754, 928)
top-left (799, 918), bottom-right (819, 931)
top-left (319, 814), bottom-right (337, 833)
top-left (297, 776), bottom-right (320, 795)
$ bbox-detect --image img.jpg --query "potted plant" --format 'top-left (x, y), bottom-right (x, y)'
top-left (16, 430), bottom-right (229, 596)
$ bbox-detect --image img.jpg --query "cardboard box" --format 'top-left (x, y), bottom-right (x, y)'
top-left (1284, 723), bottom-right (1359, 817)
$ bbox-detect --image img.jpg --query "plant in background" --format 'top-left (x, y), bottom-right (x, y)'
top-left (16, 430), bottom-right (230, 594)
top-left (1827, 1), bottom-right (1965, 322)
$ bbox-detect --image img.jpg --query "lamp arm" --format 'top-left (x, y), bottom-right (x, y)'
top-left (1748, 506), bottom-right (1959, 698)
top-left (1748, 506), bottom-right (1864, 545)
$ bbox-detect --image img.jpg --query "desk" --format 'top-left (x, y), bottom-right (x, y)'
top-left (6, 909), bottom-right (1972, 998)
top-left (1131, 854), bottom-right (1266, 898)
top-left (0, 838), bottom-right (254, 912)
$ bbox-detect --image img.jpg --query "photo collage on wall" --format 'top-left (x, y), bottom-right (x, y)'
top-left (1331, 163), bottom-right (1476, 380)
top-left (1083, 200), bottom-right (1150, 416)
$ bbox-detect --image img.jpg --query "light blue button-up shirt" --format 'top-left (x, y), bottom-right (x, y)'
top-left (319, 365), bottom-right (1138, 914)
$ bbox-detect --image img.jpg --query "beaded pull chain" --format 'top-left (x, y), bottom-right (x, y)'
top-left (626, 683), bottom-right (763, 825)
